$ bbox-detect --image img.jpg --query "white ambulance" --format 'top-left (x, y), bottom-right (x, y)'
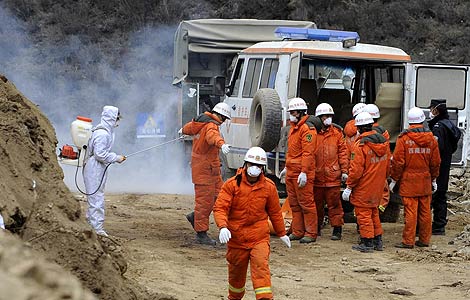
top-left (221, 27), bottom-right (468, 180)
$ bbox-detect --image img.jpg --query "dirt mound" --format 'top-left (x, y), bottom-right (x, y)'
top-left (0, 231), bottom-right (96, 300)
top-left (0, 74), bottom-right (168, 299)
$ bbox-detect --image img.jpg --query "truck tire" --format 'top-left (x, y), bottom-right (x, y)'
top-left (220, 153), bottom-right (236, 181)
top-left (249, 88), bottom-right (282, 151)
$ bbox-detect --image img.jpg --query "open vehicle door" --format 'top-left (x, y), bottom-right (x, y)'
top-left (406, 63), bottom-right (469, 166)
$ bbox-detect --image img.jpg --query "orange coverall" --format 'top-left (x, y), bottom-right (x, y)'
top-left (344, 119), bottom-right (359, 155)
top-left (314, 125), bottom-right (348, 228)
top-left (372, 122), bottom-right (391, 209)
top-left (285, 115), bottom-right (318, 239)
top-left (346, 131), bottom-right (391, 239)
top-left (391, 124), bottom-right (440, 246)
top-left (214, 169), bottom-right (286, 300)
top-left (182, 111), bottom-right (225, 232)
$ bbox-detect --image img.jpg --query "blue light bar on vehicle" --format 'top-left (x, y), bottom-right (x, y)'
top-left (275, 27), bottom-right (360, 42)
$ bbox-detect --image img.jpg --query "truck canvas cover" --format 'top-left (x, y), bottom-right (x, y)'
top-left (173, 19), bottom-right (316, 84)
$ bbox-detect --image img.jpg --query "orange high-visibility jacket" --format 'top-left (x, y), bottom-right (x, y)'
top-left (214, 168), bottom-right (287, 249)
top-left (286, 115), bottom-right (317, 179)
top-left (182, 112), bottom-right (225, 184)
top-left (346, 131), bottom-right (391, 208)
top-left (344, 119), bottom-right (359, 152)
top-left (391, 124), bottom-right (441, 197)
top-left (314, 125), bottom-right (348, 187)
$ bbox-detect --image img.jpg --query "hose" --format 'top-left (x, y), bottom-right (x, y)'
top-left (74, 149), bottom-right (111, 196)
top-left (74, 136), bottom-right (185, 196)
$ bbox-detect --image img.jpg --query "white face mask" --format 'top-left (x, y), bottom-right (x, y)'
top-left (323, 117), bottom-right (332, 126)
top-left (429, 111), bottom-right (435, 119)
top-left (114, 119), bottom-right (120, 128)
top-left (247, 166), bottom-right (262, 177)
top-left (289, 115), bottom-right (298, 122)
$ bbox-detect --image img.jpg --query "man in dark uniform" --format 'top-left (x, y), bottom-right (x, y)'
top-left (428, 99), bottom-right (461, 235)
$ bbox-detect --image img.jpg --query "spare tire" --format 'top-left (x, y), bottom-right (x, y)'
top-left (249, 88), bottom-right (282, 151)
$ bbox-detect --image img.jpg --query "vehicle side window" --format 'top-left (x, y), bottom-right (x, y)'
top-left (260, 59), bottom-right (279, 89)
top-left (230, 59), bottom-right (244, 97)
top-left (415, 67), bottom-right (466, 109)
top-left (243, 58), bottom-right (263, 98)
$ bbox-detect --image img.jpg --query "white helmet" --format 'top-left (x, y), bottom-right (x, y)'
top-left (212, 102), bottom-right (231, 119)
top-left (352, 103), bottom-right (366, 117)
top-left (287, 97), bottom-right (307, 111)
top-left (244, 147), bottom-right (267, 166)
top-left (364, 104), bottom-right (380, 118)
top-left (355, 112), bottom-right (374, 126)
top-left (408, 107), bottom-right (425, 124)
top-left (315, 103), bottom-right (334, 116)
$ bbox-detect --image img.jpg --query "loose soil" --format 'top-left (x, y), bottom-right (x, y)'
top-left (91, 193), bottom-right (470, 300)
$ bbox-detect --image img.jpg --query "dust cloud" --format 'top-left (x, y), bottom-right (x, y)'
top-left (0, 5), bottom-right (193, 195)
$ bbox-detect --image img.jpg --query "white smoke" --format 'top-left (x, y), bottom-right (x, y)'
top-left (0, 5), bottom-right (193, 195)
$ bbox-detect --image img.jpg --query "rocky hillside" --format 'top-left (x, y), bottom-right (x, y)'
top-left (2, 0), bottom-right (469, 64)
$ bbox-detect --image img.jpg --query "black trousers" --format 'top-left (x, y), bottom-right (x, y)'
top-left (431, 190), bottom-right (447, 232)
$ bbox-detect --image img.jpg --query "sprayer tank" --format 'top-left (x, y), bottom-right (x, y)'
top-left (71, 116), bottom-right (93, 149)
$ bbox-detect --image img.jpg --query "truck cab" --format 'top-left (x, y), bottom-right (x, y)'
top-left (221, 28), bottom-right (469, 179)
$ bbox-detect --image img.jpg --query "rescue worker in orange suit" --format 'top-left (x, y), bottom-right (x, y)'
top-left (214, 147), bottom-right (291, 300)
top-left (344, 103), bottom-right (367, 156)
top-left (279, 97), bottom-right (318, 243)
top-left (342, 112), bottom-right (391, 252)
top-left (364, 103), bottom-right (391, 213)
top-left (313, 103), bottom-right (349, 240)
top-left (181, 102), bottom-right (232, 245)
top-left (390, 107), bottom-right (441, 248)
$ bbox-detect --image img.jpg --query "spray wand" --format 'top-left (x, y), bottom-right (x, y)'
top-left (124, 135), bottom-right (185, 158)
top-left (75, 135), bottom-right (186, 195)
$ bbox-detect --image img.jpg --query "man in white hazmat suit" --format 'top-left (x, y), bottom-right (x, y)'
top-left (84, 105), bottom-right (126, 236)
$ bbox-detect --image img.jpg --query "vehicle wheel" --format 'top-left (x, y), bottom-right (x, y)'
top-left (220, 153), bottom-right (236, 181)
top-left (379, 201), bottom-right (401, 223)
top-left (267, 174), bottom-right (287, 198)
top-left (249, 88), bottom-right (282, 151)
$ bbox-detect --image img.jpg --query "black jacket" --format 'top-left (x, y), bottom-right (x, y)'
top-left (428, 113), bottom-right (453, 191)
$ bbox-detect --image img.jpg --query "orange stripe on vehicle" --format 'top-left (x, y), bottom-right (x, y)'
top-left (231, 117), bottom-right (249, 124)
top-left (243, 47), bottom-right (411, 61)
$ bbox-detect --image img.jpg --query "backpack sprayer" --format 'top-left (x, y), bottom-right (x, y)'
top-left (58, 116), bottom-right (185, 195)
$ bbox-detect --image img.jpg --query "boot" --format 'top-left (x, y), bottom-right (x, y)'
top-left (186, 211), bottom-right (195, 229)
top-left (394, 242), bottom-right (413, 249)
top-left (289, 233), bottom-right (302, 241)
top-left (373, 235), bottom-right (383, 251)
top-left (299, 236), bottom-right (316, 244)
top-left (415, 241), bottom-right (429, 247)
top-left (331, 226), bottom-right (342, 241)
top-left (352, 238), bottom-right (374, 253)
top-left (196, 231), bottom-right (216, 245)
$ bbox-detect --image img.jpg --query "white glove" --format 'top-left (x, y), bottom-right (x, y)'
top-left (432, 179), bottom-right (437, 194)
top-left (389, 180), bottom-right (397, 193)
top-left (280, 235), bottom-right (291, 248)
top-left (117, 155), bottom-right (126, 163)
top-left (221, 144), bottom-right (231, 155)
top-left (342, 187), bottom-right (352, 201)
top-left (341, 173), bottom-right (348, 183)
top-left (279, 168), bottom-right (287, 184)
top-left (297, 172), bottom-right (307, 187)
top-left (219, 228), bottom-right (231, 244)
top-left (178, 128), bottom-right (183, 135)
